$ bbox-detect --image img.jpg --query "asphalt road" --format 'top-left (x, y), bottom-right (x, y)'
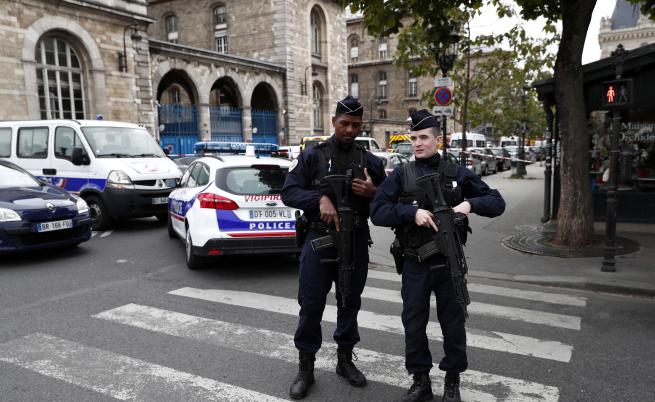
top-left (1, 167), bottom-right (654, 401)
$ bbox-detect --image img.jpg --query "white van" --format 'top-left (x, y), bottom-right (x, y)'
top-left (449, 132), bottom-right (487, 148)
top-left (0, 120), bottom-right (181, 230)
top-left (500, 136), bottom-right (519, 147)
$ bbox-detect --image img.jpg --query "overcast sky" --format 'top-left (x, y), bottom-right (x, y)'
top-left (469, 0), bottom-right (618, 64)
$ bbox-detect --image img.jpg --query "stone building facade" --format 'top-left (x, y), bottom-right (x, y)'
top-left (0, 0), bottom-right (155, 132)
top-left (148, 0), bottom-right (348, 150)
top-left (598, 0), bottom-right (655, 58)
top-left (347, 16), bottom-right (450, 148)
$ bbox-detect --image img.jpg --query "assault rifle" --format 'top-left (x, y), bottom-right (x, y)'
top-left (310, 171), bottom-right (355, 308)
top-left (416, 173), bottom-right (471, 318)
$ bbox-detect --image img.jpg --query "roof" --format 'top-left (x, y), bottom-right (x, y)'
top-left (611, 0), bottom-right (641, 30)
top-left (197, 155), bottom-right (292, 168)
top-left (0, 119), bottom-right (143, 128)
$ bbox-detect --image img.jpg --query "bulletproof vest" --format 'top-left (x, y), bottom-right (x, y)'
top-left (310, 139), bottom-right (367, 216)
top-left (396, 160), bottom-right (464, 249)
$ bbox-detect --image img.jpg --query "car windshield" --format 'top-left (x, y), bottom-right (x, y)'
top-left (82, 127), bottom-right (166, 158)
top-left (0, 163), bottom-right (41, 188)
top-left (395, 143), bottom-right (412, 155)
top-left (217, 165), bottom-right (288, 195)
top-left (490, 149), bottom-right (503, 156)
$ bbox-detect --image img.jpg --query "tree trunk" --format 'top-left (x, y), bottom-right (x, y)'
top-left (553, 0), bottom-right (597, 246)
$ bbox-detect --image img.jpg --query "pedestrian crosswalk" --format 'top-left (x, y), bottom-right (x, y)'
top-left (0, 270), bottom-right (586, 401)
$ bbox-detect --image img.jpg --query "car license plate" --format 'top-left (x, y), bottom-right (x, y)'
top-left (36, 219), bottom-right (73, 233)
top-left (249, 209), bottom-right (292, 220)
top-left (152, 197), bottom-right (168, 205)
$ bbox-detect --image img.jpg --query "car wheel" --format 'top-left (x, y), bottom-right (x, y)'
top-left (185, 228), bottom-right (203, 270)
top-left (155, 213), bottom-right (168, 223)
top-left (86, 195), bottom-right (112, 231)
top-left (167, 213), bottom-right (176, 239)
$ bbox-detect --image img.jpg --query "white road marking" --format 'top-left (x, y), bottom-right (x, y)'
top-left (100, 230), bottom-right (113, 238)
top-left (0, 332), bottom-right (286, 402)
top-left (169, 288), bottom-right (573, 363)
top-left (95, 303), bottom-right (560, 402)
top-left (346, 286), bottom-right (581, 330)
top-left (367, 269), bottom-right (588, 307)
top-left (91, 231), bottom-right (98, 238)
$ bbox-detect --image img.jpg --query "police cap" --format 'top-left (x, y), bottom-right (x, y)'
top-left (335, 95), bottom-right (363, 117)
top-left (409, 109), bottom-right (439, 131)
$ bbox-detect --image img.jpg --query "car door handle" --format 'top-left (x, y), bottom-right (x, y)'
top-left (43, 168), bottom-right (57, 175)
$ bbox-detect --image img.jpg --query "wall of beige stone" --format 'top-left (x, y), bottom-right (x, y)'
top-left (0, 0), bottom-right (155, 134)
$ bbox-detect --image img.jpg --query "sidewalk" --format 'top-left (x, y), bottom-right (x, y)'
top-left (369, 163), bottom-right (655, 297)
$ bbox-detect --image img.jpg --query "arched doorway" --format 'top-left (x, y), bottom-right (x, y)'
top-left (157, 70), bottom-right (198, 155)
top-left (251, 82), bottom-right (279, 144)
top-left (209, 77), bottom-right (243, 142)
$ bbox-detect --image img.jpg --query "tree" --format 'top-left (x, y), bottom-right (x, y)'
top-left (343, 0), bottom-right (602, 246)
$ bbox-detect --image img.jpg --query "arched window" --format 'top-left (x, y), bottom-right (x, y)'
top-left (350, 36), bottom-right (359, 62)
top-left (313, 84), bottom-right (323, 131)
top-left (36, 37), bottom-right (85, 119)
top-left (165, 15), bottom-right (178, 43)
top-left (170, 87), bottom-right (181, 104)
top-left (213, 4), bottom-right (228, 53)
top-left (311, 9), bottom-right (321, 57)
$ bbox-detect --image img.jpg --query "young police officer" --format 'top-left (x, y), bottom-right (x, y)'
top-left (370, 109), bottom-right (505, 402)
top-left (281, 95), bottom-right (385, 399)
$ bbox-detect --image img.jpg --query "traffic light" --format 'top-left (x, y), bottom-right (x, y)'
top-left (602, 79), bottom-right (632, 108)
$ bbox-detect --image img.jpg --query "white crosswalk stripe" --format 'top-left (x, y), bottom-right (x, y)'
top-left (169, 287), bottom-right (574, 362)
top-left (94, 303), bottom-right (559, 402)
top-left (367, 269), bottom-right (588, 307)
top-left (343, 286), bottom-right (581, 330)
top-left (0, 332), bottom-right (286, 402)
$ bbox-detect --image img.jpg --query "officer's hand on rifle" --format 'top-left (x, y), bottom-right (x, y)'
top-left (415, 208), bottom-right (439, 232)
top-left (452, 201), bottom-right (471, 216)
top-left (352, 168), bottom-right (376, 198)
top-left (319, 195), bottom-right (341, 231)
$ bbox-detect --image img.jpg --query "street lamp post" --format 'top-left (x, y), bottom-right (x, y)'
top-left (118, 23), bottom-right (142, 73)
top-left (432, 30), bottom-right (460, 164)
top-left (517, 85), bottom-right (530, 177)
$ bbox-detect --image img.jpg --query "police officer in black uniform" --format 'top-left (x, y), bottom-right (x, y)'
top-left (370, 109), bottom-right (505, 402)
top-left (281, 95), bottom-right (385, 400)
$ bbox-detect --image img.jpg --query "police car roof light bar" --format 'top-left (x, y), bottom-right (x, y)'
top-left (194, 141), bottom-right (279, 156)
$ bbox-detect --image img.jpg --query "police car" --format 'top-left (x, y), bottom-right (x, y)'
top-left (167, 142), bottom-right (299, 269)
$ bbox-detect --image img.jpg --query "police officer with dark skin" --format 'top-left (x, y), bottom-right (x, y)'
top-left (281, 95), bottom-right (385, 400)
top-left (370, 109), bottom-right (505, 402)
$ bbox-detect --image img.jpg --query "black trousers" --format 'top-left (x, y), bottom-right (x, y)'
top-left (401, 257), bottom-right (468, 375)
top-left (294, 227), bottom-right (370, 353)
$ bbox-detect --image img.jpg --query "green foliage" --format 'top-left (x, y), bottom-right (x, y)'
top-left (627, 0), bottom-right (655, 19)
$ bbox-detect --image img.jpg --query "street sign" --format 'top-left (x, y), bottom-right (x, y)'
top-left (432, 105), bottom-right (453, 116)
top-left (435, 77), bottom-right (453, 88)
top-left (601, 79), bottom-right (632, 108)
top-left (434, 87), bottom-right (452, 106)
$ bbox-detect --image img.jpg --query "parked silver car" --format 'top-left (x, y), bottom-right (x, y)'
top-left (468, 148), bottom-right (498, 175)
top-left (489, 147), bottom-right (512, 171)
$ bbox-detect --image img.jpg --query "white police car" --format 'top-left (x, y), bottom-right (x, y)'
top-left (167, 142), bottom-right (299, 269)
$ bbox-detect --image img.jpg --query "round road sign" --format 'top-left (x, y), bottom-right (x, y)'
top-left (434, 87), bottom-right (452, 106)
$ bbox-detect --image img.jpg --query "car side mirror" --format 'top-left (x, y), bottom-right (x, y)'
top-left (71, 147), bottom-right (90, 165)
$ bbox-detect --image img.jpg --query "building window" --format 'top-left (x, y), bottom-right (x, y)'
top-left (311, 9), bottom-right (321, 57)
top-left (379, 36), bottom-right (388, 59)
top-left (408, 76), bottom-right (418, 98)
top-left (215, 31), bottom-right (228, 53)
top-left (166, 15), bottom-right (178, 43)
top-left (313, 84), bottom-right (323, 131)
top-left (350, 74), bottom-right (358, 99)
top-left (378, 71), bottom-right (387, 100)
top-left (36, 37), bottom-right (85, 120)
top-left (350, 37), bottom-right (359, 62)
top-left (170, 87), bottom-right (181, 104)
top-left (379, 109), bottom-right (387, 119)
top-left (213, 5), bottom-right (227, 25)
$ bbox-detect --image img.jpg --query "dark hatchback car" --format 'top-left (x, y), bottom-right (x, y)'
top-left (0, 160), bottom-right (92, 253)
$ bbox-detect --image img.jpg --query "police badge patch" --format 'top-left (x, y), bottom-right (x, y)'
top-left (289, 159), bottom-right (298, 171)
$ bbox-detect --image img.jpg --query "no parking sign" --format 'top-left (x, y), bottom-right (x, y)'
top-left (434, 87), bottom-right (452, 106)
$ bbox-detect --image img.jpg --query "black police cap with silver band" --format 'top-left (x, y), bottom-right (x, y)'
top-left (409, 109), bottom-right (439, 131)
top-left (335, 95), bottom-right (364, 117)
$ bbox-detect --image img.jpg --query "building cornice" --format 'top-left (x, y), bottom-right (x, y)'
top-left (149, 39), bottom-right (286, 73)
top-left (60, 0), bottom-right (154, 23)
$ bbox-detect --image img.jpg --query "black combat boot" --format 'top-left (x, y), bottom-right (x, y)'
top-left (289, 351), bottom-right (315, 400)
top-left (396, 372), bottom-right (433, 402)
top-left (442, 372), bottom-right (461, 402)
top-left (335, 347), bottom-right (367, 387)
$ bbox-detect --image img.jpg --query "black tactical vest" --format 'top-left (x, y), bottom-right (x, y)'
top-left (396, 160), bottom-right (464, 250)
top-left (310, 138), bottom-right (368, 216)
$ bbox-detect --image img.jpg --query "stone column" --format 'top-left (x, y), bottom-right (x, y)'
top-left (242, 106), bottom-right (252, 142)
top-left (198, 103), bottom-right (211, 140)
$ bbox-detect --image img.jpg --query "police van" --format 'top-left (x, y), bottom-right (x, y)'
top-left (449, 132), bottom-right (487, 148)
top-left (0, 120), bottom-right (181, 230)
